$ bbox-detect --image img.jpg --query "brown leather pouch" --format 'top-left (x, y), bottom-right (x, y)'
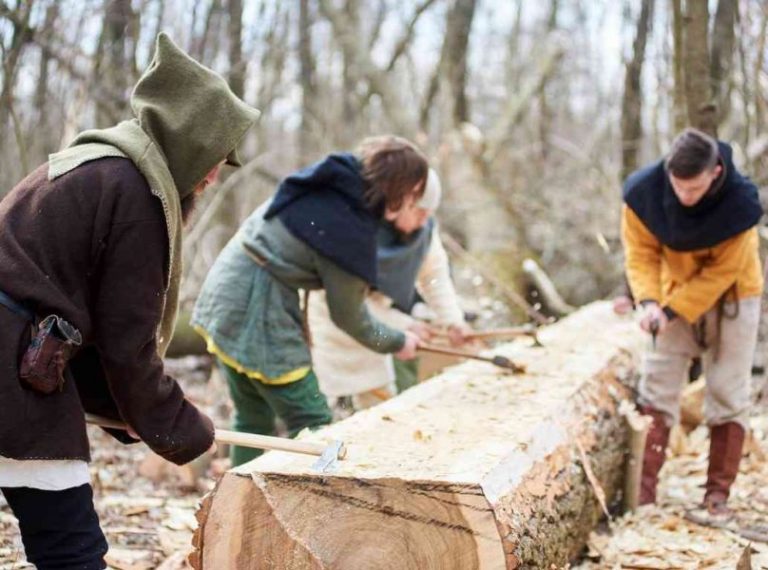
top-left (20, 315), bottom-right (82, 394)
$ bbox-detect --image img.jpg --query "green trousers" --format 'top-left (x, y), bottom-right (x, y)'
top-left (394, 358), bottom-right (420, 393)
top-left (220, 360), bottom-right (333, 466)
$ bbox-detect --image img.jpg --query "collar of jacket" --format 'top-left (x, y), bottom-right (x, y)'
top-left (622, 141), bottom-right (763, 251)
top-left (265, 153), bottom-right (382, 285)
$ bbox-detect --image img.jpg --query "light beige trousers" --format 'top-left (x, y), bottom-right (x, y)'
top-left (638, 297), bottom-right (760, 430)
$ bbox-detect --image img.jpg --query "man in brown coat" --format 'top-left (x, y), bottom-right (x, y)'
top-left (0, 34), bottom-right (259, 568)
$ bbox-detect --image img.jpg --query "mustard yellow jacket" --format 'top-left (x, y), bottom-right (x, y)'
top-left (622, 205), bottom-right (763, 323)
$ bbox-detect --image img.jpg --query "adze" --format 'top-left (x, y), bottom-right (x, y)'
top-left (417, 344), bottom-right (525, 373)
top-left (84, 413), bottom-right (346, 473)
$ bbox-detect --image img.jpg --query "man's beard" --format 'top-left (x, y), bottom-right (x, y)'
top-left (181, 191), bottom-right (199, 225)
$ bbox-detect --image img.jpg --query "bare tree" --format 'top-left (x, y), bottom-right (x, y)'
top-left (227, 0), bottom-right (245, 99)
top-left (298, 0), bottom-right (317, 162)
top-left (0, 0), bottom-right (34, 134)
top-left (538, 0), bottom-right (559, 158)
top-left (195, 0), bottom-right (224, 64)
top-left (682, 0), bottom-right (717, 135)
top-left (419, 0), bottom-right (477, 129)
top-left (710, 0), bottom-right (737, 126)
top-left (93, 0), bottom-right (133, 127)
top-left (671, 0), bottom-right (687, 132)
top-left (621, 0), bottom-right (655, 180)
top-left (444, 0), bottom-right (477, 125)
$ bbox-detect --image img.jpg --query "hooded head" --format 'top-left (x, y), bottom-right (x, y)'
top-left (131, 33), bottom-right (261, 198)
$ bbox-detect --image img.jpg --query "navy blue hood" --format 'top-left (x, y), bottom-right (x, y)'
top-left (623, 142), bottom-right (762, 251)
top-left (265, 153), bottom-right (382, 285)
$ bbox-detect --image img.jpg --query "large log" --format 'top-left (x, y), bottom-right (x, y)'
top-left (191, 302), bottom-right (644, 569)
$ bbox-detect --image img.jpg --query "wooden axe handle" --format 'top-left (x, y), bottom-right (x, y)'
top-left (85, 413), bottom-right (332, 458)
top-left (417, 343), bottom-right (496, 363)
top-left (464, 327), bottom-right (537, 340)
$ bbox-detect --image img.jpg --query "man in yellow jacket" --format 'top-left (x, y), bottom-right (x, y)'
top-left (622, 128), bottom-right (763, 519)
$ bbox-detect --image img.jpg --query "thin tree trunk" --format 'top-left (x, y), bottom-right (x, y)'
top-left (196, 0), bottom-right (222, 63)
top-left (95, 0), bottom-right (132, 127)
top-left (621, 0), bottom-right (655, 181)
top-left (298, 0), bottom-right (317, 162)
top-left (538, 0), bottom-right (559, 159)
top-left (443, 0), bottom-right (477, 125)
top-left (227, 0), bottom-right (245, 99)
top-left (151, 0), bottom-right (165, 49)
top-left (505, 0), bottom-right (524, 87)
top-left (0, 0), bottom-right (34, 132)
top-left (683, 0), bottom-right (717, 135)
top-left (33, 2), bottom-right (59, 157)
top-left (340, 0), bottom-right (359, 146)
top-left (127, 1), bottom-right (143, 78)
top-left (710, 0), bottom-right (737, 127)
top-left (671, 0), bottom-right (687, 132)
top-left (736, 5), bottom-right (752, 158)
top-left (419, 63), bottom-right (441, 130)
top-left (754, 5), bottom-right (768, 134)
top-left (34, 3), bottom-right (59, 121)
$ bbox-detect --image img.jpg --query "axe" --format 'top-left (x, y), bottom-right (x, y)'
top-left (85, 413), bottom-right (346, 473)
top-left (417, 344), bottom-right (525, 373)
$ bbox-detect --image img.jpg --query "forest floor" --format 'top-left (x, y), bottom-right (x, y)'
top-left (574, 405), bottom-right (768, 570)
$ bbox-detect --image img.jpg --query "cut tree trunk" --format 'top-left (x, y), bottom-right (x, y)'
top-left (191, 302), bottom-right (644, 569)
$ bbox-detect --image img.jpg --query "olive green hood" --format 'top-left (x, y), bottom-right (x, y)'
top-left (131, 32), bottom-right (260, 197)
top-left (46, 33), bottom-right (260, 356)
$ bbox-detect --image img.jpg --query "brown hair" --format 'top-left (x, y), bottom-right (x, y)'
top-left (665, 128), bottom-right (719, 179)
top-left (358, 136), bottom-right (428, 212)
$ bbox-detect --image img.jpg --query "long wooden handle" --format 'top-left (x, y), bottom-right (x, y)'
top-left (464, 327), bottom-right (537, 340)
top-left (85, 413), bottom-right (329, 458)
top-left (213, 429), bottom-right (330, 457)
top-left (417, 344), bottom-right (495, 363)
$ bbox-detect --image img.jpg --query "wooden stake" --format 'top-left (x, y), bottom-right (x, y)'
top-left (618, 400), bottom-right (653, 512)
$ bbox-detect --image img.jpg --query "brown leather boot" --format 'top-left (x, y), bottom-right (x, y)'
top-left (704, 422), bottom-right (745, 515)
top-left (638, 405), bottom-right (671, 505)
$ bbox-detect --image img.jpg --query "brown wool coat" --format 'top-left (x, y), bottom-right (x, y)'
top-left (0, 157), bottom-right (214, 464)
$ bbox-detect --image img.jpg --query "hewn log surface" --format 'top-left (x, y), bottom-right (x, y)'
top-left (192, 302), bottom-right (644, 569)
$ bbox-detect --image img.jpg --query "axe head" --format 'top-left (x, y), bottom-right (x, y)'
top-left (311, 440), bottom-right (346, 473)
top-left (491, 355), bottom-right (526, 374)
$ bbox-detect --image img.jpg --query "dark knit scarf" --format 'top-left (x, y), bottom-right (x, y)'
top-left (623, 142), bottom-right (762, 251)
top-left (376, 218), bottom-right (435, 312)
top-left (265, 153), bottom-right (383, 285)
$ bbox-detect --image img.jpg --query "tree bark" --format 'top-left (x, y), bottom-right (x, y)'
top-left (195, 0), bottom-right (223, 63)
top-left (753, 4), bottom-right (768, 134)
top-left (443, 0), bottom-right (477, 126)
top-left (671, 0), bottom-right (687, 132)
top-left (0, 0), bottom-right (34, 133)
top-left (298, 0), bottom-right (317, 163)
top-left (710, 0), bottom-right (737, 127)
top-left (150, 0), bottom-right (166, 50)
top-left (683, 0), bottom-right (717, 136)
top-left (339, 0), bottom-right (359, 147)
top-left (538, 0), bottom-right (559, 159)
top-left (620, 0), bottom-right (655, 181)
top-left (34, 2), bottom-right (59, 133)
top-left (227, 0), bottom-right (245, 99)
top-left (94, 0), bottom-right (132, 127)
top-left (191, 302), bottom-right (643, 569)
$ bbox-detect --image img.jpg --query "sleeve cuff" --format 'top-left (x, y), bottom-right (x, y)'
top-left (662, 306), bottom-right (677, 321)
